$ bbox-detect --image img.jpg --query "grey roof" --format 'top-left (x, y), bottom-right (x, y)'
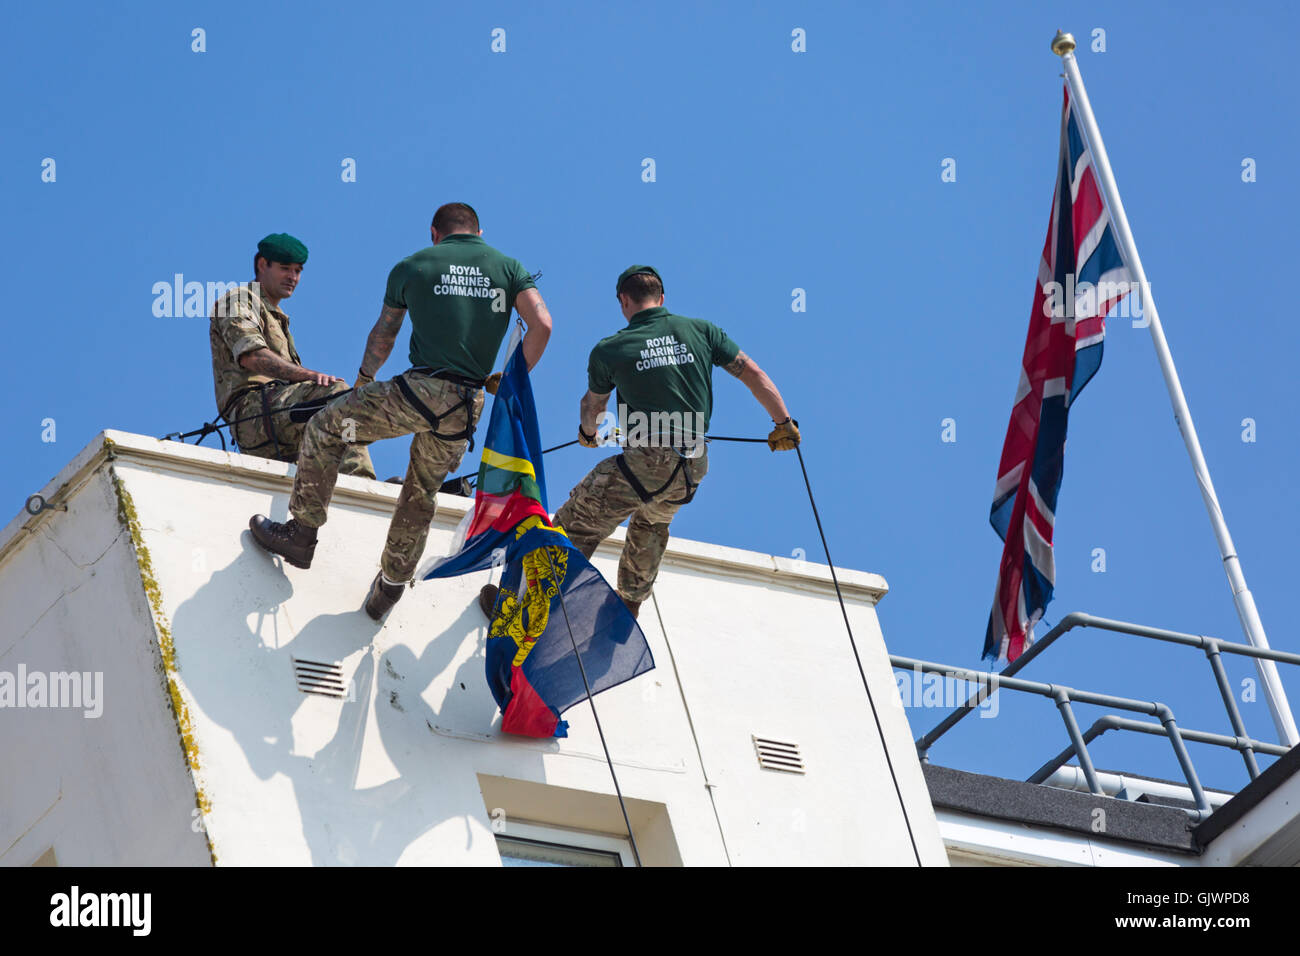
top-left (923, 764), bottom-right (1200, 855)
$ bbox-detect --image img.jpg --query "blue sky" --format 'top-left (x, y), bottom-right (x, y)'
top-left (4, 1), bottom-right (1297, 794)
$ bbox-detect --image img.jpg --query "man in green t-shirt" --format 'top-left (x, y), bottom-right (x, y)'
top-left (481, 264), bottom-right (799, 621)
top-left (249, 203), bottom-right (554, 620)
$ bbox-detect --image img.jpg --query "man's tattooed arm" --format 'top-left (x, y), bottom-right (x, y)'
top-left (239, 348), bottom-right (342, 387)
top-left (580, 389), bottom-right (611, 436)
top-left (360, 305), bottom-right (407, 379)
top-left (723, 351), bottom-right (751, 379)
top-left (722, 350), bottom-right (792, 422)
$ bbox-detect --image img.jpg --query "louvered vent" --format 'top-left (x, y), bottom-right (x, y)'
top-left (753, 735), bottom-right (805, 774)
top-left (293, 657), bottom-right (346, 698)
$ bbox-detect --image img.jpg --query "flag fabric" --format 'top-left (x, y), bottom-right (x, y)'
top-left (421, 336), bottom-right (654, 737)
top-left (418, 337), bottom-right (551, 580)
top-left (984, 86), bottom-right (1131, 662)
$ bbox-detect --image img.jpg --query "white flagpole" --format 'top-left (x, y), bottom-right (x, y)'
top-left (1052, 30), bottom-right (1299, 747)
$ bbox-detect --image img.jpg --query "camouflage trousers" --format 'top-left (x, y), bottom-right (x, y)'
top-left (229, 381), bottom-right (375, 480)
top-left (289, 371), bottom-right (484, 581)
top-left (553, 445), bottom-right (709, 603)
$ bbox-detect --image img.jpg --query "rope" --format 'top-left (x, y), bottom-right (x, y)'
top-left (160, 419), bottom-right (228, 451)
top-left (537, 545), bottom-right (643, 867)
top-left (793, 444), bottom-right (923, 867)
top-left (160, 387), bottom-right (356, 449)
top-left (650, 592), bottom-right (733, 865)
top-left (164, 393), bottom-right (919, 863)
top-left (167, 404), bottom-right (574, 455)
top-left (520, 433), bottom-right (925, 866)
top-left (446, 433), bottom-right (768, 490)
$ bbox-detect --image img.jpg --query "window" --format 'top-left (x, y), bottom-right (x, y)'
top-left (478, 773), bottom-right (682, 866)
top-left (494, 821), bottom-right (634, 867)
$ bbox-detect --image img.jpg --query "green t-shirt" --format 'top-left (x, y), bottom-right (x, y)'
top-left (587, 307), bottom-right (741, 442)
top-left (383, 234), bottom-right (536, 380)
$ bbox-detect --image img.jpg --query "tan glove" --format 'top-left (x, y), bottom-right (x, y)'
top-left (355, 370), bottom-right (374, 389)
top-left (767, 418), bottom-right (801, 451)
top-left (578, 424), bottom-right (600, 448)
top-left (484, 372), bottom-right (502, 395)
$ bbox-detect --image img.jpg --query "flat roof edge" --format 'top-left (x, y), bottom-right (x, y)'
top-left (924, 764), bottom-right (1200, 855)
top-left (1, 430), bottom-right (889, 603)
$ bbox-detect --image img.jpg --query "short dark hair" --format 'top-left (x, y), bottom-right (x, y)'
top-left (619, 272), bottom-right (663, 302)
top-left (432, 202), bottom-right (480, 236)
top-left (253, 252), bottom-right (266, 277)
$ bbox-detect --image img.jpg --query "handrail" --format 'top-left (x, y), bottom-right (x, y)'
top-left (1027, 715), bottom-right (1288, 788)
top-left (889, 655), bottom-right (1214, 817)
top-left (910, 612), bottom-right (1300, 779)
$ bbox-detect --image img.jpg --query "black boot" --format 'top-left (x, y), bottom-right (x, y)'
top-left (249, 515), bottom-right (317, 569)
top-left (364, 572), bottom-right (406, 621)
top-left (478, 584), bottom-right (499, 620)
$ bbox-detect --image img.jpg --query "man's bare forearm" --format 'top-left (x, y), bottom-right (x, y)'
top-left (724, 351), bottom-right (791, 422)
top-left (239, 348), bottom-right (326, 384)
top-left (515, 289), bottom-right (553, 371)
top-left (522, 322), bottom-right (552, 371)
top-left (580, 390), bottom-right (609, 435)
top-left (360, 305), bottom-right (406, 378)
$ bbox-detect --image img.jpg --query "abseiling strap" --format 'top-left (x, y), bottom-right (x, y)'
top-left (394, 374), bottom-right (478, 452)
top-left (614, 453), bottom-right (698, 506)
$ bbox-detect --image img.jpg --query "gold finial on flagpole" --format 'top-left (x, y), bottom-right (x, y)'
top-left (1051, 30), bottom-right (1076, 56)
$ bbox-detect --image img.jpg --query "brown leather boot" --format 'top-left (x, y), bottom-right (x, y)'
top-left (249, 515), bottom-right (318, 569)
top-left (364, 572), bottom-right (406, 621)
top-left (478, 584), bottom-right (500, 620)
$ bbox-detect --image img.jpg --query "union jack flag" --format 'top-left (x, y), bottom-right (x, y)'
top-left (984, 86), bottom-right (1131, 662)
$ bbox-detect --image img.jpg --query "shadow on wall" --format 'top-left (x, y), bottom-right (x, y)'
top-left (168, 535), bottom-right (549, 864)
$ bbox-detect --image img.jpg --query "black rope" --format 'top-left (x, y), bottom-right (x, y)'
top-left (517, 433), bottom-right (924, 865)
top-left (160, 388), bottom-right (357, 450)
top-left (166, 388), bottom-right (579, 456)
top-left (793, 444), bottom-right (923, 867)
top-left (160, 419), bottom-right (228, 451)
top-left (536, 545), bottom-right (643, 867)
top-left (444, 433), bottom-right (767, 489)
top-left (162, 396), bottom-right (915, 864)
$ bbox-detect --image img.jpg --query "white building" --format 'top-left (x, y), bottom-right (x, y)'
top-left (2, 432), bottom-right (1295, 866)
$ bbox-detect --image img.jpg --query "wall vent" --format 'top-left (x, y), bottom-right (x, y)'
top-left (753, 735), bottom-right (805, 774)
top-left (293, 657), bottom-right (346, 698)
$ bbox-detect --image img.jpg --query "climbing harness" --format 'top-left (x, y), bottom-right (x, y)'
top-left (163, 367), bottom-right (487, 454)
top-left (163, 384), bottom-right (355, 451)
top-left (614, 450), bottom-right (701, 506)
top-left (395, 368), bottom-right (485, 453)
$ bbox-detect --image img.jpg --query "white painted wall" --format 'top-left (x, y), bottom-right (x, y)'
top-left (0, 431), bottom-right (947, 866)
top-left (0, 439), bottom-right (211, 866)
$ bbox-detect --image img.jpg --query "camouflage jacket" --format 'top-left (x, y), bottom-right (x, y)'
top-left (209, 283), bottom-right (302, 417)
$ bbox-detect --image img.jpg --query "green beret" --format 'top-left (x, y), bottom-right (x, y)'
top-left (257, 233), bottom-right (309, 265)
top-left (616, 264), bottom-right (662, 295)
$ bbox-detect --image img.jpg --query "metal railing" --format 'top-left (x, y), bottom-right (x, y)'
top-left (891, 612), bottom-right (1300, 820)
top-left (1027, 715), bottom-right (1288, 787)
